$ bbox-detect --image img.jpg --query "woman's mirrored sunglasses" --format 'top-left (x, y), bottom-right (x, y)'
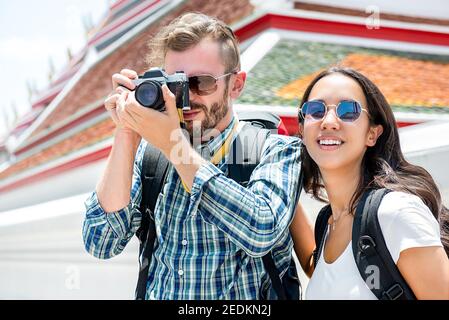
top-left (300, 100), bottom-right (368, 122)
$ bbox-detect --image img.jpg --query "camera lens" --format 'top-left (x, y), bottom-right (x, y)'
top-left (135, 81), bottom-right (163, 110)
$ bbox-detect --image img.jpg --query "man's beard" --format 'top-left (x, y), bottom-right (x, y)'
top-left (185, 86), bottom-right (229, 142)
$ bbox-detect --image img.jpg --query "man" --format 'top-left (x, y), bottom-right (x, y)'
top-left (83, 12), bottom-right (301, 299)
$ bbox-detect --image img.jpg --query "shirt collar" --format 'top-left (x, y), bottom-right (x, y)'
top-left (198, 114), bottom-right (238, 159)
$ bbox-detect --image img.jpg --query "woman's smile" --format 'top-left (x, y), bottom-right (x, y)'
top-left (317, 135), bottom-right (345, 151)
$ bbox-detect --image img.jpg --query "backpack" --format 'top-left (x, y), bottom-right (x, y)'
top-left (135, 111), bottom-right (301, 300)
top-left (313, 188), bottom-right (416, 300)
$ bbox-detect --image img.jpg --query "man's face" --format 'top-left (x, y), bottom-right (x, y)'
top-left (164, 38), bottom-right (233, 139)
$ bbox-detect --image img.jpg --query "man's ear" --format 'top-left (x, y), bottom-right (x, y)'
top-left (367, 124), bottom-right (383, 147)
top-left (229, 71), bottom-right (246, 99)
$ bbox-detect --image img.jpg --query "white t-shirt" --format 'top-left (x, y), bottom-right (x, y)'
top-left (305, 191), bottom-right (443, 300)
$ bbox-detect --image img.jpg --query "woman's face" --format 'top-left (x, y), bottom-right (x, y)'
top-left (301, 73), bottom-right (382, 173)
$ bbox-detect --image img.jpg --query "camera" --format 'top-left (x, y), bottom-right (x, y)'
top-left (132, 67), bottom-right (189, 111)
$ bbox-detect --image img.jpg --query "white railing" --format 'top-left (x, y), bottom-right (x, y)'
top-left (0, 193), bottom-right (139, 299)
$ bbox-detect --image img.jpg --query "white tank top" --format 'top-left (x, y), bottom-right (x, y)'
top-left (305, 191), bottom-right (442, 300)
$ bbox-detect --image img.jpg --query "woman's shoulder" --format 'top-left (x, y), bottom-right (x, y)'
top-left (376, 191), bottom-right (442, 263)
top-left (377, 190), bottom-right (438, 230)
top-left (378, 191), bottom-right (429, 215)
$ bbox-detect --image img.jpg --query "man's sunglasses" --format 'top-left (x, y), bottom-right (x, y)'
top-left (188, 71), bottom-right (237, 96)
top-left (300, 100), bottom-right (368, 122)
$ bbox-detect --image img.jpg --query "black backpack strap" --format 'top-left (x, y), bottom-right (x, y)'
top-left (228, 122), bottom-right (301, 300)
top-left (235, 111), bottom-right (280, 131)
top-left (312, 205), bottom-right (332, 268)
top-left (352, 188), bottom-right (416, 300)
top-left (262, 253), bottom-right (287, 300)
top-left (135, 143), bottom-right (169, 300)
top-left (229, 122), bottom-right (287, 299)
top-left (228, 122), bottom-right (270, 187)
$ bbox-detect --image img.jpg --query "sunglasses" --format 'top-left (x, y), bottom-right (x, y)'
top-left (188, 71), bottom-right (237, 96)
top-left (300, 100), bottom-right (368, 122)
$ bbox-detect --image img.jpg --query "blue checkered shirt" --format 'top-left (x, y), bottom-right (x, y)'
top-left (83, 116), bottom-right (302, 299)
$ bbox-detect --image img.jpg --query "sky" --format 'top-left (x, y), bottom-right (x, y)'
top-left (0, 0), bottom-right (109, 138)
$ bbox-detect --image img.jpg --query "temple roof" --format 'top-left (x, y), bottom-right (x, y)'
top-left (1, 2), bottom-right (449, 194)
top-left (238, 38), bottom-right (449, 113)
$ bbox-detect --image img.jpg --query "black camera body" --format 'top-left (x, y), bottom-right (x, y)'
top-left (133, 67), bottom-right (189, 111)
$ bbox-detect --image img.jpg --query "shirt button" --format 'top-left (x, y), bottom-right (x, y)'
top-left (178, 269), bottom-right (184, 276)
top-left (181, 239), bottom-right (188, 246)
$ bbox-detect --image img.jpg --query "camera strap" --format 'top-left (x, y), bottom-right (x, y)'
top-left (180, 118), bottom-right (241, 193)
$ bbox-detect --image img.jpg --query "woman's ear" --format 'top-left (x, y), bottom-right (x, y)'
top-left (367, 124), bottom-right (383, 147)
top-left (298, 123), bottom-right (304, 139)
top-left (229, 71), bottom-right (246, 99)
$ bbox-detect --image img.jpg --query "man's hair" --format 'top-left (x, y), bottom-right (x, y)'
top-left (146, 12), bottom-right (240, 73)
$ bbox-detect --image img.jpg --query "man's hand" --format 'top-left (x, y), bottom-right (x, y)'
top-left (104, 69), bottom-right (140, 139)
top-left (116, 84), bottom-right (187, 155)
top-left (117, 84), bottom-right (206, 190)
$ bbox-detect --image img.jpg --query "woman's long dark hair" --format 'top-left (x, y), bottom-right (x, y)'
top-left (299, 67), bottom-right (449, 256)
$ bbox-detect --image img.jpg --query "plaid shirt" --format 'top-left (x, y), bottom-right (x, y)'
top-left (83, 116), bottom-right (302, 299)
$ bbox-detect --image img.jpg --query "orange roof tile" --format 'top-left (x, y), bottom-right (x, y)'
top-left (0, 119), bottom-right (115, 181)
top-left (277, 53), bottom-right (449, 108)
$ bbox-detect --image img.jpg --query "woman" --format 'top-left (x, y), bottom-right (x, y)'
top-left (290, 67), bottom-right (449, 299)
